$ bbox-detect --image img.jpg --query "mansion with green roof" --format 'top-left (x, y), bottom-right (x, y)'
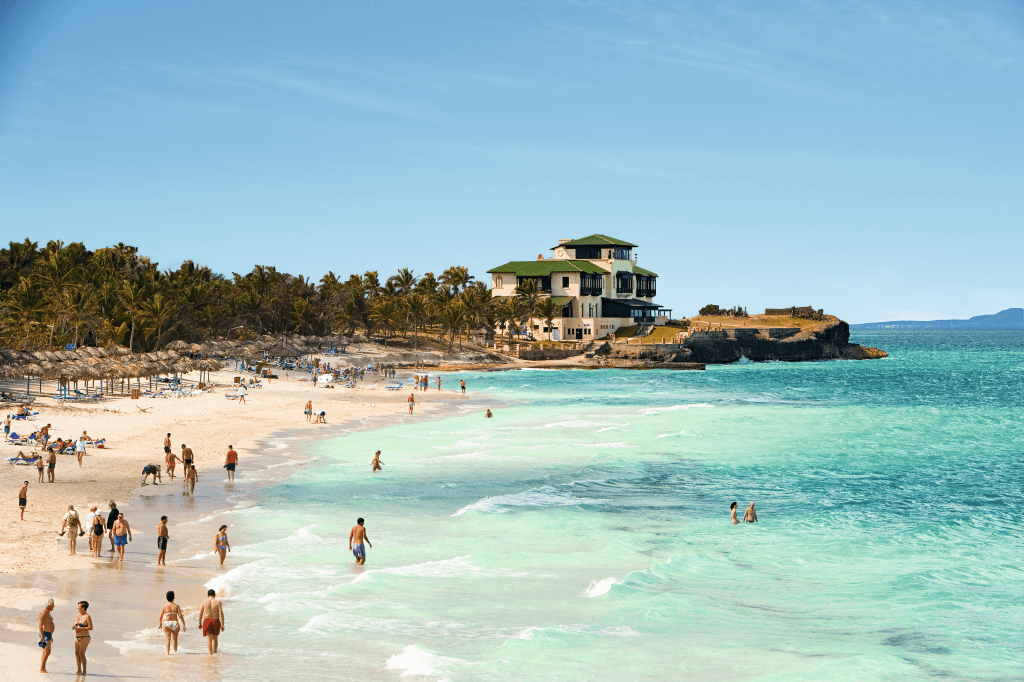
top-left (488, 234), bottom-right (671, 341)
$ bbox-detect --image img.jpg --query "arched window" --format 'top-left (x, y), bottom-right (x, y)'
top-left (496, 277), bottom-right (503, 288)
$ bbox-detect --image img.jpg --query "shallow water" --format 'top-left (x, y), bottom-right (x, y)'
top-left (181, 331), bottom-right (1023, 680)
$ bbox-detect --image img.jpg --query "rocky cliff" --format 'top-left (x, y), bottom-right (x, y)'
top-left (601, 321), bottom-right (887, 364)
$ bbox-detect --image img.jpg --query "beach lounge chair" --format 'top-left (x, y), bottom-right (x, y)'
top-left (12, 411), bottom-right (39, 421)
top-left (385, 383), bottom-right (404, 391)
top-left (7, 455), bottom-right (40, 465)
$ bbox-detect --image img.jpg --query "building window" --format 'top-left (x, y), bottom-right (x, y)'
top-left (616, 274), bottom-right (633, 294)
top-left (496, 276), bottom-right (503, 288)
top-left (562, 276), bottom-right (569, 288)
top-left (580, 273), bottom-right (603, 296)
top-left (613, 247), bottom-right (631, 260)
top-left (573, 246), bottom-right (602, 259)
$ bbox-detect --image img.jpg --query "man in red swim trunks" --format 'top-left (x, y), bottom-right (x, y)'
top-left (198, 589), bottom-right (225, 655)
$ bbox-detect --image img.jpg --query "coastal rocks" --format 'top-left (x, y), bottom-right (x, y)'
top-left (606, 321), bottom-right (887, 365)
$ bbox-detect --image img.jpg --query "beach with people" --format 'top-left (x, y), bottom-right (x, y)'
top-left (0, 363), bottom-right (479, 679)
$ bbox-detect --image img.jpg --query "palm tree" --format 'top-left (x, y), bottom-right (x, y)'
top-left (534, 297), bottom-right (559, 341)
top-left (370, 297), bottom-right (403, 345)
top-left (514, 278), bottom-right (540, 332)
top-left (34, 242), bottom-right (81, 349)
top-left (495, 297), bottom-right (524, 347)
top-left (406, 293), bottom-right (428, 350)
top-left (118, 282), bottom-right (146, 352)
top-left (440, 301), bottom-right (467, 350)
top-left (139, 293), bottom-right (175, 349)
top-left (440, 265), bottom-right (474, 292)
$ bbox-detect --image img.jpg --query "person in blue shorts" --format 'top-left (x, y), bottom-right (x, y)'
top-left (348, 517), bottom-right (372, 565)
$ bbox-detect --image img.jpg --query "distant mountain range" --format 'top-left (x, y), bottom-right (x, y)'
top-left (852, 308), bottom-right (1024, 330)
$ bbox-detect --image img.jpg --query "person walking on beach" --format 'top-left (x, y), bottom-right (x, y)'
top-left (743, 502), bottom-right (758, 523)
top-left (199, 588), bottom-right (225, 655)
top-left (371, 451), bottom-right (383, 471)
top-left (164, 432), bottom-right (171, 451)
top-left (180, 444), bottom-right (194, 471)
top-left (38, 598), bottom-right (55, 673)
top-left (85, 506), bottom-right (100, 552)
top-left (730, 502), bottom-right (740, 524)
top-left (3, 413), bottom-right (10, 438)
top-left (305, 400), bottom-right (313, 422)
top-left (215, 525), bottom-right (230, 565)
top-left (73, 600), bottom-right (93, 675)
top-left (46, 448), bottom-right (56, 482)
top-left (91, 509), bottom-right (105, 557)
top-left (349, 518), bottom-right (371, 565)
top-left (157, 516), bottom-right (169, 566)
top-left (224, 445), bottom-right (238, 482)
top-left (106, 501), bottom-right (119, 552)
top-left (61, 505), bottom-right (82, 555)
top-left (237, 382), bottom-right (247, 405)
top-left (38, 423), bottom-right (50, 451)
top-left (185, 464), bottom-right (198, 496)
top-left (75, 435), bottom-right (86, 467)
top-left (112, 513), bottom-right (132, 567)
top-left (460, 379), bottom-right (466, 395)
top-left (165, 446), bottom-right (179, 481)
top-left (408, 393), bottom-right (415, 414)
top-left (18, 480), bottom-right (28, 520)
top-left (159, 590), bottom-right (185, 654)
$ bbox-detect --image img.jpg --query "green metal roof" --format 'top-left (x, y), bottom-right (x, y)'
top-left (632, 265), bottom-right (658, 277)
top-left (551, 234), bottom-right (638, 249)
top-left (487, 260), bottom-right (609, 276)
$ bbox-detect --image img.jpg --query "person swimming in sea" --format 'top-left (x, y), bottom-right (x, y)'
top-left (743, 502), bottom-right (758, 523)
top-left (730, 501), bottom-right (739, 524)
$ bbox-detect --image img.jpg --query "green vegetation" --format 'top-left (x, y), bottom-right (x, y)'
top-left (698, 304), bottom-right (748, 317)
top-left (0, 238), bottom-right (500, 352)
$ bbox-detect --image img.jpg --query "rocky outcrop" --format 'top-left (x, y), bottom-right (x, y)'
top-left (603, 321), bottom-right (887, 365)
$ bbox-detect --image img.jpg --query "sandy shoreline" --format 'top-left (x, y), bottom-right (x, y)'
top-left (0, 363), bottom-right (486, 680)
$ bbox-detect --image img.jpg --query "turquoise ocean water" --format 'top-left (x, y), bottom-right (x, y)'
top-left (206, 331), bottom-right (1024, 680)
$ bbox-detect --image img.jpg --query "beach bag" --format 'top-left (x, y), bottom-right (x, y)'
top-left (67, 511), bottom-right (80, 529)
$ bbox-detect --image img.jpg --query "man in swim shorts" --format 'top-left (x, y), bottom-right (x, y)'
top-left (224, 445), bottom-right (238, 481)
top-left (141, 463), bottom-right (161, 485)
top-left (349, 517), bottom-right (372, 565)
top-left (157, 515), bottom-right (169, 566)
top-left (198, 589), bottom-right (225, 654)
top-left (18, 480), bottom-right (28, 520)
top-left (38, 598), bottom-right (55, 673)
top-left (408, 393), bottom-right (415, 414)
top-left (112, 513), bottom-right (132, 567)
top-left (47, 448), bottom-right (56, 483)
top-left (165, 446), bottom-right (179, 481)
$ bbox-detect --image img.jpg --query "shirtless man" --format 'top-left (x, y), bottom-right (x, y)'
top-left (36, 454), bottom-right (44, 482)
top-left (198, 589), bottom-right (225, 655)
top-left (38, 423), bottom-right (50, 451)
top-left (224, 445), bottom-right (238, 482)
top-left (304, 400), bottom-right (313, 422)
top-left (163, 432), bottom-right (171, 452)
top-left (407, 393), bottom-right (415, 414)
top-left (460, 379), bottom-right (466, 395)
top-left (38, 598), bottom-right (55, 673)
top-left (141, 463), bottom-right (162, 485)
top-left (46, 449), bottom-right (56, 483)
top-left (349, 517), bottom-right (372, 565)
top-left (371, 451), bottom-right (383, 472)
top-left (18, 480), bottom-right (28, 520)
top-left (743, 502), bottom-right (758, 523)
top-left (157, 516), bottom-right (169, 566)
top-left (180, 444), bottom-right (194, 473)
top-left (185, 465), bottom-right (198, 496)
top-left (165, 447), bottom-right (179, 481)
top-left (159, 590), bottom-right (185, 654)
top-left (112, 513), bottom-right (132, 567)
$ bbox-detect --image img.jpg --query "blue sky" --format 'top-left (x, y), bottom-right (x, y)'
top-left (1, 0), bottom-right (1021, 323)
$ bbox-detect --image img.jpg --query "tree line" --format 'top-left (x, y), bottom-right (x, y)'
top-left (0, 239), bottom-right (556, 352)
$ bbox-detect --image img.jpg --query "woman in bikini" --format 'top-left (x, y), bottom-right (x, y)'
top-left (73, 600), bottom-right (93, 675)
top-left (92, 513), bottom-right (105, 557)
top-left (730, 502), bottom-right (739, 525)
top-left (159, 590), bottom-right (185, 654)
top-left (215, 525), bottom-right (231, 565)
top-left (371, 451), bottom-right (383, 472)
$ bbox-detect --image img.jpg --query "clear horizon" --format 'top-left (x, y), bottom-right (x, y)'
top-left (1, 1), bottom-right (1021, 324)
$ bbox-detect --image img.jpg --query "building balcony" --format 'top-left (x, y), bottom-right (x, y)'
top-left (580, 287), bottom-right (602, 297)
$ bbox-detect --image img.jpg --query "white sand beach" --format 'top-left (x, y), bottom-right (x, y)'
top-left (0, 364), bottom-right (477, 680)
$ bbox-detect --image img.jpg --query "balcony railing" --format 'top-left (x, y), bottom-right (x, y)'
top-left (580, 287), bottom-right (602, 296)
